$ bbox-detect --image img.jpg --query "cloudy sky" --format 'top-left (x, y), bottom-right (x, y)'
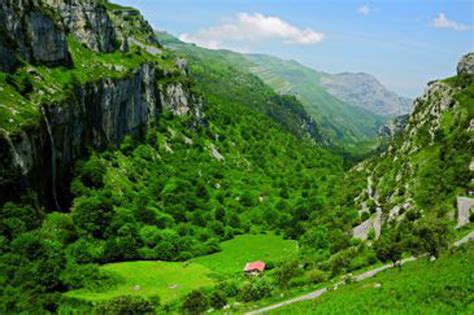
top-left (114, 0), bottom-right (473, 97)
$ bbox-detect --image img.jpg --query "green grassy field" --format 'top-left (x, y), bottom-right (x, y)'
top-left (192, 234), bottom-right (299, 275)
top-left (269, 243), bottom-right (474, 314)
top-left (65, 234), bottom-right (298, 304)
top-left (65, 261), bottom-right (215, 304)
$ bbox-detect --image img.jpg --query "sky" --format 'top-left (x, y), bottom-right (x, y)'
top-left (114, 0), bottom-right (473, 97)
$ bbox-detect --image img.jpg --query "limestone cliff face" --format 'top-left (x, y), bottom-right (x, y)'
top-left (1, 63), bottom-right (203, 209)
top-left (0, 0), bottom-right (204, 208)
top-left (0, 0), bottom-right (72, 71)
top-left (45, 0), bottom-right (117, 52)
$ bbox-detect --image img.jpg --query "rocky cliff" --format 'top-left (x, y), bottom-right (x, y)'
top-left (0, 0), bottom-right (203, 209)
top-left (351, 53), bottom-right (474, 239)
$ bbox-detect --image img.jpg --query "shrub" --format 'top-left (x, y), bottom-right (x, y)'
top-left (307, 269), bottom-right (328, 284)
top-left (288, 276), bottom-right (309, 288)
top-left (210, 290), bottom-right (227, 310)
top-left (274, 260), bottom-right (302, 288)
top-left (216, 281), bottom-right (239, 298)
top-left (240, 278), bottom-right (272, 302)
top-left (94, 296), bottom-right (155, 315)
top-left (182, 290), bottom-right (209, 314)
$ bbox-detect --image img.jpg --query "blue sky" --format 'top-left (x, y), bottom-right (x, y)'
top-left (114, 0), bottom-right (473, 97)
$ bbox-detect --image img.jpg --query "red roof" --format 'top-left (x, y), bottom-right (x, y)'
top-left (244, 261), bottom-right (266, 272)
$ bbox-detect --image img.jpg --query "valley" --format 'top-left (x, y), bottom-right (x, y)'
top-left (0, 1), bottom-right (472, 314)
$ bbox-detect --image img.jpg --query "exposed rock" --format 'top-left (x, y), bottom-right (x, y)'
top-left (353, 208), bottom-right (382, 240)
top-left (0, 0), bottom-right (72, 71)
top-left (456, 197), bottom-right (474, 228)
top-left (457, 52), bottom-right (474, 76)
top-left (46, 0), bottom-right (117, 52)
top-left (109, 6), bottom-right (160, 47)
top-left (210, 146), bottom-right (225, 162)
top-left (378, 114), bottom-right (409, 138)
top-left (160, 83), bottom-right (203, 117)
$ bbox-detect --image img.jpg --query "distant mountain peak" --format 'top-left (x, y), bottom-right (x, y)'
top-left (319, 72), bottom-right (413, 117)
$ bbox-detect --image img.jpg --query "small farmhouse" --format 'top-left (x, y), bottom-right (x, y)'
top-left (243, 261), bottom-right (266, 275)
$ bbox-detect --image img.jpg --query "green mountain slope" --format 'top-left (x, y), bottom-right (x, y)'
top-left (247, 54), bottom-right (387, 149)
top-left (158, 33), bottom-right (386, 151)
top-left (271, 242), bottom-right (474, 315)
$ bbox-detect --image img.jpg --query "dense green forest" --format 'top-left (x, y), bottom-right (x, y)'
top-left (0, 0), bottom-right (473, 314)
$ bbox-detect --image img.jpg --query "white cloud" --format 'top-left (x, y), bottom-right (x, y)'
top-left (357, 5), bottom-right (371, 16)
top-left (432, 13), bottom-right (471, 32)
top-left (179, 13), bottom-right (325, 50)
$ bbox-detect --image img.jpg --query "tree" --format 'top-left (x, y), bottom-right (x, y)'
top-left (274, 261), bottom-right (301, 288)
top-left (300, 226), bottom-right (329, 251)
top-left (240, 278), bottom-right (272, 302)
top-left (413, 217), bottom-right (451, 258)
top-left (71, 195), bottom-right (113, 239)
top-left (374, 236), bottom-right (403, 267)
top-left (210, 290), bottom-right (227, 310)
top-left (182, 290), bottom-right (209, 314)
top-left (94, 296), bottom-right (155, 315)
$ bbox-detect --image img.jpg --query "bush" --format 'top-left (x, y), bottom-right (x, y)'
top-left (210, 290), bottom-right (227, 310)
top-left (288, 276), bottom-right (309, 288)
top-left (182, 290), bottom-right (209, 314)
top-left (240, 278), bottom-right (272, 302)
top-left (307, 269), bottom-right (328, 284)
top-left (274, 260), bottom-right (302, 288)
top-left (216, 281), bottom-right (239, 298)
top-left (94, 296), bottom-right (155, 315)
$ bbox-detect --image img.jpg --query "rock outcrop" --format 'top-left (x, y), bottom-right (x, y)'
top-left (457, 53), bottom-right (474, 76)
top-left (378, 114), bottom-right (409, 138)
top-left (0, 0), bottom-right (72, 72)
top-left (45, 0), bottom-right (117, 52)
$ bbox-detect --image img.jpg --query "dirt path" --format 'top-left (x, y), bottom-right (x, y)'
top-left (245, 235), bottom-right (472, 315)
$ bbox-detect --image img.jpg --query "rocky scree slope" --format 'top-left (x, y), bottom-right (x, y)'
top-left (0, 0), bottom-right (204, 209)
top-left (350, 53), bottom-right (474, 240)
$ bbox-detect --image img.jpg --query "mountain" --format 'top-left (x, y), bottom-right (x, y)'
top-left (158, 34), bottom-right (412, 152)
top-left (349, 52), bottom-right (474, 241)
top-left (0, 1), bottom-right (472, 314)
top-left (245, 54), bottom-right (387, 150)
top-left (318, 72), bottom-right (413, 117)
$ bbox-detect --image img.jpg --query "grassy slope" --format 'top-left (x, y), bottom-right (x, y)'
top-left (158, 33), bottom-right (385, 151)
top-left (191, 234), bottom-right (298, 275)
top-left (65, 234), bottom-right (297, 304)
top-left (270, 243), bottom-right (474, 314)
top-left (247, 55), bottom-right (386, 146)
top-left (65, 261), bottom-right (214, 304)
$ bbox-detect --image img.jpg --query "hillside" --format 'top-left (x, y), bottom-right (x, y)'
top-left (246, 55), bottom-right (388, 149)
top-left (270, 242), bottom-right (474, 314)
top-left (158, 33), bottom-right (387, 151)
top-left (349, 52), bottom-right (474, 242)
top-left (0, 1), bottom-right (472, 314)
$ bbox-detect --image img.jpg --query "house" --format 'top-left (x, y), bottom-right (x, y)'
top-left (243, 261), bottom-right (266, 275)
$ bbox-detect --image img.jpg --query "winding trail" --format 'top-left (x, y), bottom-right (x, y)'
top-left (245, 232), bottom-right (474, 315)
